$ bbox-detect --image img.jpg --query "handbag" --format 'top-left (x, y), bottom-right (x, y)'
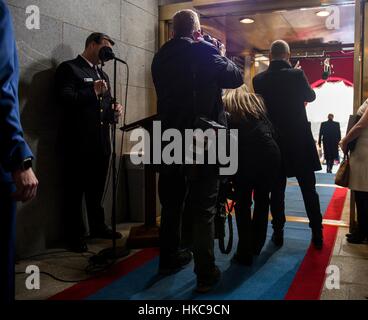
top-left (335, 155), bottom-right (350, 187)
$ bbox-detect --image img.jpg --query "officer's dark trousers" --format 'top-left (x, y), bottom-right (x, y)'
top-left (63, 154), bottom-right (110, 241)
top-left (326, 159), bottom-right (334, 173)
top-left (158, 167), bottom-right (219, 277)
top-left (271, 169), bottom-right (323, 231)
top-left (0, 183), bottom-right (16, 302)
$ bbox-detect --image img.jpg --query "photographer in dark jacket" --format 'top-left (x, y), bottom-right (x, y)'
top-left (151, 9), bottom-right (243, 293)
top-left (253, 40), bottom-right (323, 250)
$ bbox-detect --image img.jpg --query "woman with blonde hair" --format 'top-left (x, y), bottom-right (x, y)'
top-left (223, 84), bottom-right (281, 266)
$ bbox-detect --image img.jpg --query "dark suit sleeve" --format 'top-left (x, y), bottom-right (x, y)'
top-left (211, 54), bottom-right (244, 89)
top-left (299, 70), bottom-right (316, 103)
top-left (337, 122), bottom-right (341, 141)
top-left (252, 76), bottom-right (260, 94)
top-left (0, 2), bottom-right (33, 172)
top-left (55, 62), bottom-right (98, 108)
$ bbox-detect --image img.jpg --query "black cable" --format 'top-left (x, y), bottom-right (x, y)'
top-left (101, 62), bottom-right (129, 205)
top-left (15, 271), bottom-right (89, 284)
top-left (102, 150), bottom-right (113, 203)
top-left (16, 250), bottom-right (96, 262)
top-left (100, 63), bottom-right (114, 205)
top-left (116, 63), bottom-right (129, 192)
top-left (15, 257), bottom-right (117, 283)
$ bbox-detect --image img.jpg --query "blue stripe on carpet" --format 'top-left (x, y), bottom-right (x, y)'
top-left (87, 174), bottom-right (336, 301)
top-left (286, 174), bottom-right (335, 217)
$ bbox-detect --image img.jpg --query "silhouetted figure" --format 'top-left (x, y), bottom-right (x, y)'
top-left (55, 33), bottom-right (124, 253)
top-left (152, 10), bottom-right (243, 293)
top-left (253, 40), bottom-right (324, 250)
top-left (223, 85), bottom-right (281, 266)
top-left (340, 100), bottom-right (368, 243)
top-left (319, 114), bottom-right (341, 173)
top-left (0, 2), bottom-right (38, 302)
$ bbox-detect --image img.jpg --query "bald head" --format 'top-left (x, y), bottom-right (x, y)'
top-left (270, 40), bottom-right (290, 61)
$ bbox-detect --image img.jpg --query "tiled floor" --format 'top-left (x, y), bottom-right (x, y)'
top-left (321, 192), bottom-right (368, 300)
top-left (15, 223), bottom-right (142, 300)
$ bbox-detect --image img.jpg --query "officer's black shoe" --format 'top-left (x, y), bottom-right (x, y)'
top-left (346, 233), bottom-right (353, 239)
top-left (159, 249), bottom-right (193, 275)
top-left (232, 253), bottom-right (253, 266)
top-left (67, 238), bottom-right (88, 253)
top-left (312, 228), bottom-right (324, 250)
top-left (196, 266), bottom-right (221, 294)
top-left (346, 232), bottom-right (366, 244)
top-left (89, 227), bottom-right (123, 240)
top-left (271, 229), bottom-right (284, 247)
top-left (253, 248), bottom-right (262, 256)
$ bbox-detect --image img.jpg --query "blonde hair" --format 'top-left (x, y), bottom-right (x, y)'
top-left (173, 9), bottom-right (201, 38)
top-left (222, 85), bottom-right (266, 121)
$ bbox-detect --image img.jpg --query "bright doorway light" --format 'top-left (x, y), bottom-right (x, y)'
top-left (306, 81), bottom-right (353, 141)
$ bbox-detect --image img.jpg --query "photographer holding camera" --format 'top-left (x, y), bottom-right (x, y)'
top-left (151, 9), bottom-right (243, 293)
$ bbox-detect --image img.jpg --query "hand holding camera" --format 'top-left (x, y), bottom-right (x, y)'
top-left (203, 34), bottom-right (226, 57)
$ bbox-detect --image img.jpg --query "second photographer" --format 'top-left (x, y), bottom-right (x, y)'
top-left (151, 9), bottom-right (243, 293)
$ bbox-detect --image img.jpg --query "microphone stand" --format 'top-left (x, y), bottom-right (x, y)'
top-left (91, 57), bottom-right (130, 265)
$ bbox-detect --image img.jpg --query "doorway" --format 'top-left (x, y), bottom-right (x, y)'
top-left (158, 0), bottom-right (368, 230)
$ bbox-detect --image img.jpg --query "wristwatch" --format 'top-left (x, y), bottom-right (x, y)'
top-left (20, 158), bottom-right (33, 171)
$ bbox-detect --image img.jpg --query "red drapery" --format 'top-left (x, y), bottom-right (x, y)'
top-left (311, 76), bottom-right (353, 89)
top-left (294, 51), bottom-right (354, 86)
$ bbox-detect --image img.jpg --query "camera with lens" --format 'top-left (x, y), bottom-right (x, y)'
top-left (203, 34), bottom-right (223, 51)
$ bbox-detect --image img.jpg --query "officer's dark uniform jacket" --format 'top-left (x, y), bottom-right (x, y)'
top-left (55, 55), bottom-right (112, 158)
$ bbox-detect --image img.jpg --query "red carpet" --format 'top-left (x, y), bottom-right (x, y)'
top-left (285, 187), bottom-right (348, 300)
top-left (50, 187), bottom-right (348, 301)
top-left (49, 248), bottom-right (159, 300)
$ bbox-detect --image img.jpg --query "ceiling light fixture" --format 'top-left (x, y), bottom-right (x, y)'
top-left (240, 17), bottom-right (255, 24)
top-left (316, 10), bottom-right (331, 17)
